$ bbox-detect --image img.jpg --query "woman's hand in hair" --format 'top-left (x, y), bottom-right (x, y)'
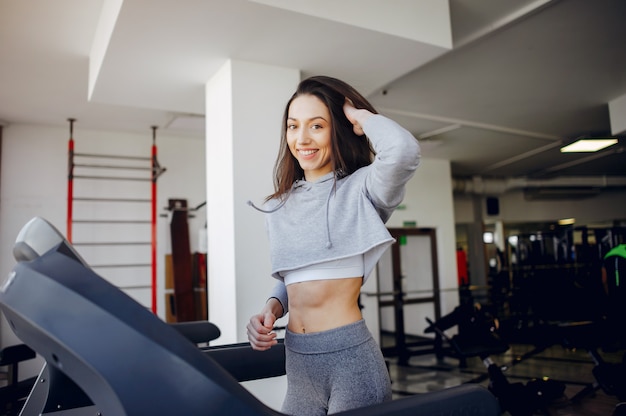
top-left (343, 99), bottom-right (373, 136)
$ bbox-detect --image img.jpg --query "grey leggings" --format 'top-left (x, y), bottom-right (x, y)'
top-left (282, 320), bottom-right (392, 416)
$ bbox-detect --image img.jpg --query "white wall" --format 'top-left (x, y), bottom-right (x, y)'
top-left (386, 158), bottom-right (459, 318)
top-left (0, 122), bottom-right (206, 379)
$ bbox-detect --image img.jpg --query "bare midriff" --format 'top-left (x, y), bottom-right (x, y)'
top-left (286, 276), bottom-right (363, 334)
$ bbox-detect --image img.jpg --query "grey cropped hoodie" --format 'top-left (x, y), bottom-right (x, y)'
top-left (250, 114), bottom-right (420, 316)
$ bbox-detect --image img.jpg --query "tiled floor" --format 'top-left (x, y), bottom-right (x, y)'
top-left (386, 342), bottom-right (624, 415)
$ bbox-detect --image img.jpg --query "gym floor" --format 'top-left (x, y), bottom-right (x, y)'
top-left (386, 342), bottom-right (623, 416)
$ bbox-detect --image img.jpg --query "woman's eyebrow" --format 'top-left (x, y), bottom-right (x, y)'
top-left (287, 116), bottom-right (328, 122)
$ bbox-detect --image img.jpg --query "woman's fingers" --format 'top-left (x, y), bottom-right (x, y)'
top-left (247, 317), bottom-right (278, 351)
top-left (343, 99), bottom-right (367, 136)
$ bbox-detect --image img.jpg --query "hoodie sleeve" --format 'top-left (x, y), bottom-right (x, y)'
top-left (362, 114), bottom-right (421, 222)
top-left (268, 280), bottom-right (288, 316)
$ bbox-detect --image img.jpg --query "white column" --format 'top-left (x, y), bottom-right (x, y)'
top-left (205, 60), bottom-right (300, 344)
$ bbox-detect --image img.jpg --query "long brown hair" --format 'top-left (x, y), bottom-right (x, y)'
top-left (267, 76), bottom-right (377, 201)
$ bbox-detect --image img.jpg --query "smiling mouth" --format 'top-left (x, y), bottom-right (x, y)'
top-left (299, 149), bottom-right (318, 156)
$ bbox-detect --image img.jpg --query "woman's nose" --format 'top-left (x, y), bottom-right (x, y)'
top-left (295, 129), bottom-right (309, 144)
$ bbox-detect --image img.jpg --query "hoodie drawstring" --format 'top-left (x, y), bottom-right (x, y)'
top-left (246, 181), bottom-right (301, 214)
top-left (248, 175), bottom-right (336, 249)
top-left (324, 186), bottom-right (333, 249)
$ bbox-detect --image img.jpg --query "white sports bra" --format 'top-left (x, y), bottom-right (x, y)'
top-left (281, 254), bottom-right (364, 286)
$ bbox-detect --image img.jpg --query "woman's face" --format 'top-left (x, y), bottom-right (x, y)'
top-left (286, 94), bottom-right (333, 182)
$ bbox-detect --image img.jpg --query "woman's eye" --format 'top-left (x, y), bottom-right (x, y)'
top-left (311, 124), bottom-right (322, 130)
top-left (287, 124), bottom-right (297, 130)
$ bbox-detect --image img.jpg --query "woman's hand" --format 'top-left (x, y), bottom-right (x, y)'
top-left (343, 99), bottom-right (373, 136)
top-left (247, 299), bottom-right (282, 350)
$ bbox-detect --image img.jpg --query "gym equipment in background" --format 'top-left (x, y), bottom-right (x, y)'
top-left (0, 344), bottom-right (36, 415)
top-left (164, 198), bottom-right (208, 323)
top-left (425, 304), bottom-right (565, 416)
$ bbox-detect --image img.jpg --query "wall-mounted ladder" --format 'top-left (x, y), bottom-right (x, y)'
top-left (66, 119), bottom-right (166, 313)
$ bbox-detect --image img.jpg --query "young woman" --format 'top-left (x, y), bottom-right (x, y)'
top-left (247, 76), bottom-right (420, 415)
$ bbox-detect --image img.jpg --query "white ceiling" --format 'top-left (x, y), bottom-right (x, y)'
top-left (1, 0), bottom-right (625, 181)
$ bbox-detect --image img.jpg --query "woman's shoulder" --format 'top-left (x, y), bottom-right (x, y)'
top-left (336, 166), bottom-right (372, 193)
top-left (344, 165), bottom-right (372, 180)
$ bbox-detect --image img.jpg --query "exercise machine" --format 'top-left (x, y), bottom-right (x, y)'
top-left (557, 320), bottom-right (626, 405)
top-left (425, 304), bottom-right (565, 416)
top-left (0, 343), bottom-right (36, 415)
top-left (0, 217), bottom-right (501, 415)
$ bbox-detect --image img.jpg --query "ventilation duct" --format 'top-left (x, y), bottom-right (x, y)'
top-left (453, 176), bottom-right (626, 198)
top-left (522, 186), bottom-right (602, 200)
